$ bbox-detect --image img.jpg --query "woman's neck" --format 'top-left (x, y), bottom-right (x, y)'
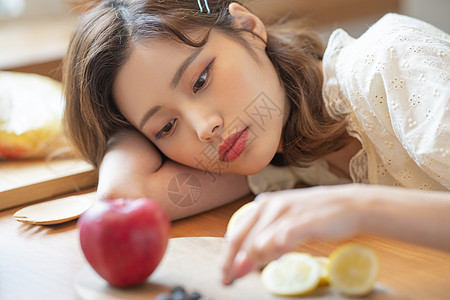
top-left (321, 136), bottom-right (362, 179)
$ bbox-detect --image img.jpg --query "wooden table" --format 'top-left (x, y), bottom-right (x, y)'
top-left (1, 190), bottom-right (449, 300)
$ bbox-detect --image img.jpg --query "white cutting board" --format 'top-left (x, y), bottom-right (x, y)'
top-left (75, 237), bottom-right (396, 299)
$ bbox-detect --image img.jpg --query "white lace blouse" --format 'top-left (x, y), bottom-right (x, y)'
top-left (248, 13), bottom-right (450, 194)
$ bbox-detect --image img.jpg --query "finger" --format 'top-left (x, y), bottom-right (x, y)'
top-left (230, 250), bottom-right (255, 280)
top-left (221, 198), bottom-right (264, 285)
top-left (224, 194), bottom-right (296, 283)
top-left (228, 217), bottom-right (306, 284)
top-left (239, 216), bottom-right (305, 269)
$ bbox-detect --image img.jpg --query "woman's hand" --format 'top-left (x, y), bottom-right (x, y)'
top-left (221, 184), bottom-right (450, 285)
top-left (221, 184), bottom-right (369, 285)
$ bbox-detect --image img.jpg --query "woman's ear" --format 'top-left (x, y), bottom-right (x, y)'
top-left (228, 2), bottom-right (267, 43)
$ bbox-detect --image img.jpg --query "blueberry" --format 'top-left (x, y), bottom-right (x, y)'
top-left (189, 291), bottom-right (202, 300)
top-left (155, 293), bottom-right (172, 300)
top-left (171, 286), bottom-right (186, 294)
top-left (171, 286), bottom-right (187, 300)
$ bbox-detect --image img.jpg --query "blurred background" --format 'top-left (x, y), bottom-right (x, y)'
top-left (0, 0), bottom-right (449, 81)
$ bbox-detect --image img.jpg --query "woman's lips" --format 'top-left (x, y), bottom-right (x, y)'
top-left (218, 127), bottom-right (249, 162)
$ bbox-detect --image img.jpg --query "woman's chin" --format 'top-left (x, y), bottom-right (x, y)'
top-left (237, 155), bottom-right (276, 175)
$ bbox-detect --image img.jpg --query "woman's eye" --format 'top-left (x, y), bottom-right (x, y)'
top-left (193, 72), bottom-right (207, 93)
top-left (193, 59), bottom-right (214, 93)
top-left (156, 119), bottom-right (176, 139)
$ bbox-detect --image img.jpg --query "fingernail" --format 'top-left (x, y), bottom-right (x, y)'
top-left (221, 268), bottom-right (233, 286)
top-left (222, 275), bottom-right (233, 286)
top-left (232, 251), bottom-right (254, 279)
top-left (221, 262), bottom-right (234, 286)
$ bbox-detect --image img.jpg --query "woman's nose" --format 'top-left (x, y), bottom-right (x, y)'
top-left (183, 101), bottom-right (223, 142)
top-left (197, 114), bottom-right (223, 143)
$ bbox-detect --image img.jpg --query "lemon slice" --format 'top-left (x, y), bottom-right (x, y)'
top-left (226, 201), bottom-right (257, 238)
top-left (314, 256), bottom-right (330, 285)
top-left (328, 244), bottom-right (379, 296)
top-left (261, 252), bottom-right (320, 296)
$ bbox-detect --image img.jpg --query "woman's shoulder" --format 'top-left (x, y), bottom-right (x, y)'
top-left (357, 13), bottom-right (449, 48)
top-left (372, 13), bottom-right (425, 28)
top-left (324, 13), bottom-right (449, 83)
top-left (373, 13), bottom-right (448, 34)
top-left (326, 13), bottom-right (449, 57)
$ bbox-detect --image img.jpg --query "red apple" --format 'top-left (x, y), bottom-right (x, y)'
top-left (78, 198), bottom-right (170, 287)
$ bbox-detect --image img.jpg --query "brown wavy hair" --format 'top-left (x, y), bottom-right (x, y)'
top-left (63, 0), bottom-right (347, 168)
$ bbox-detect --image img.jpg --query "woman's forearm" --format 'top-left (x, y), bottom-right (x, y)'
top-left (97, 130), bottom-right (162, 201)
top-left (97, 130), bottom-right (250, 220)
top-left (359, 186), bottom-right (450, 252)
top-left (142, 159), bottom-right (250, 220)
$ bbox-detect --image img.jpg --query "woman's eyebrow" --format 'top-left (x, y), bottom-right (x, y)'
top-left (139, 105), bottom-right (162, 130)
top-left (170, 47), bottom-right (204, 89)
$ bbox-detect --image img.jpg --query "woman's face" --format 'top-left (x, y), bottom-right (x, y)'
top-left (113, 28), bottom-right (288, 175)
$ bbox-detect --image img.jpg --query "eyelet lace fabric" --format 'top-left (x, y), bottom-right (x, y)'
top-left (322, 13), bottom-right (450, 191)
top-left (321, 35), bottom-right (369, 184)
top-left (322, 27), bottom-right (371, 184)
top-left (248, 13), bottom-right (449, 195)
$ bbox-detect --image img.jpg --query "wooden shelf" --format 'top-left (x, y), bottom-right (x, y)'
top-left (245, 0), bottom-right (399, 25)
top-left (0, 0), bottom-right (399, 81)
top-left (0, 14), bottom-right (77, 80)
top-left (0, 158), bottom-right (97, 210)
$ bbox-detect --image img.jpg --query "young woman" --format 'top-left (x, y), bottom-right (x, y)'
top-left (63, 0), bottom-right (450, 284)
